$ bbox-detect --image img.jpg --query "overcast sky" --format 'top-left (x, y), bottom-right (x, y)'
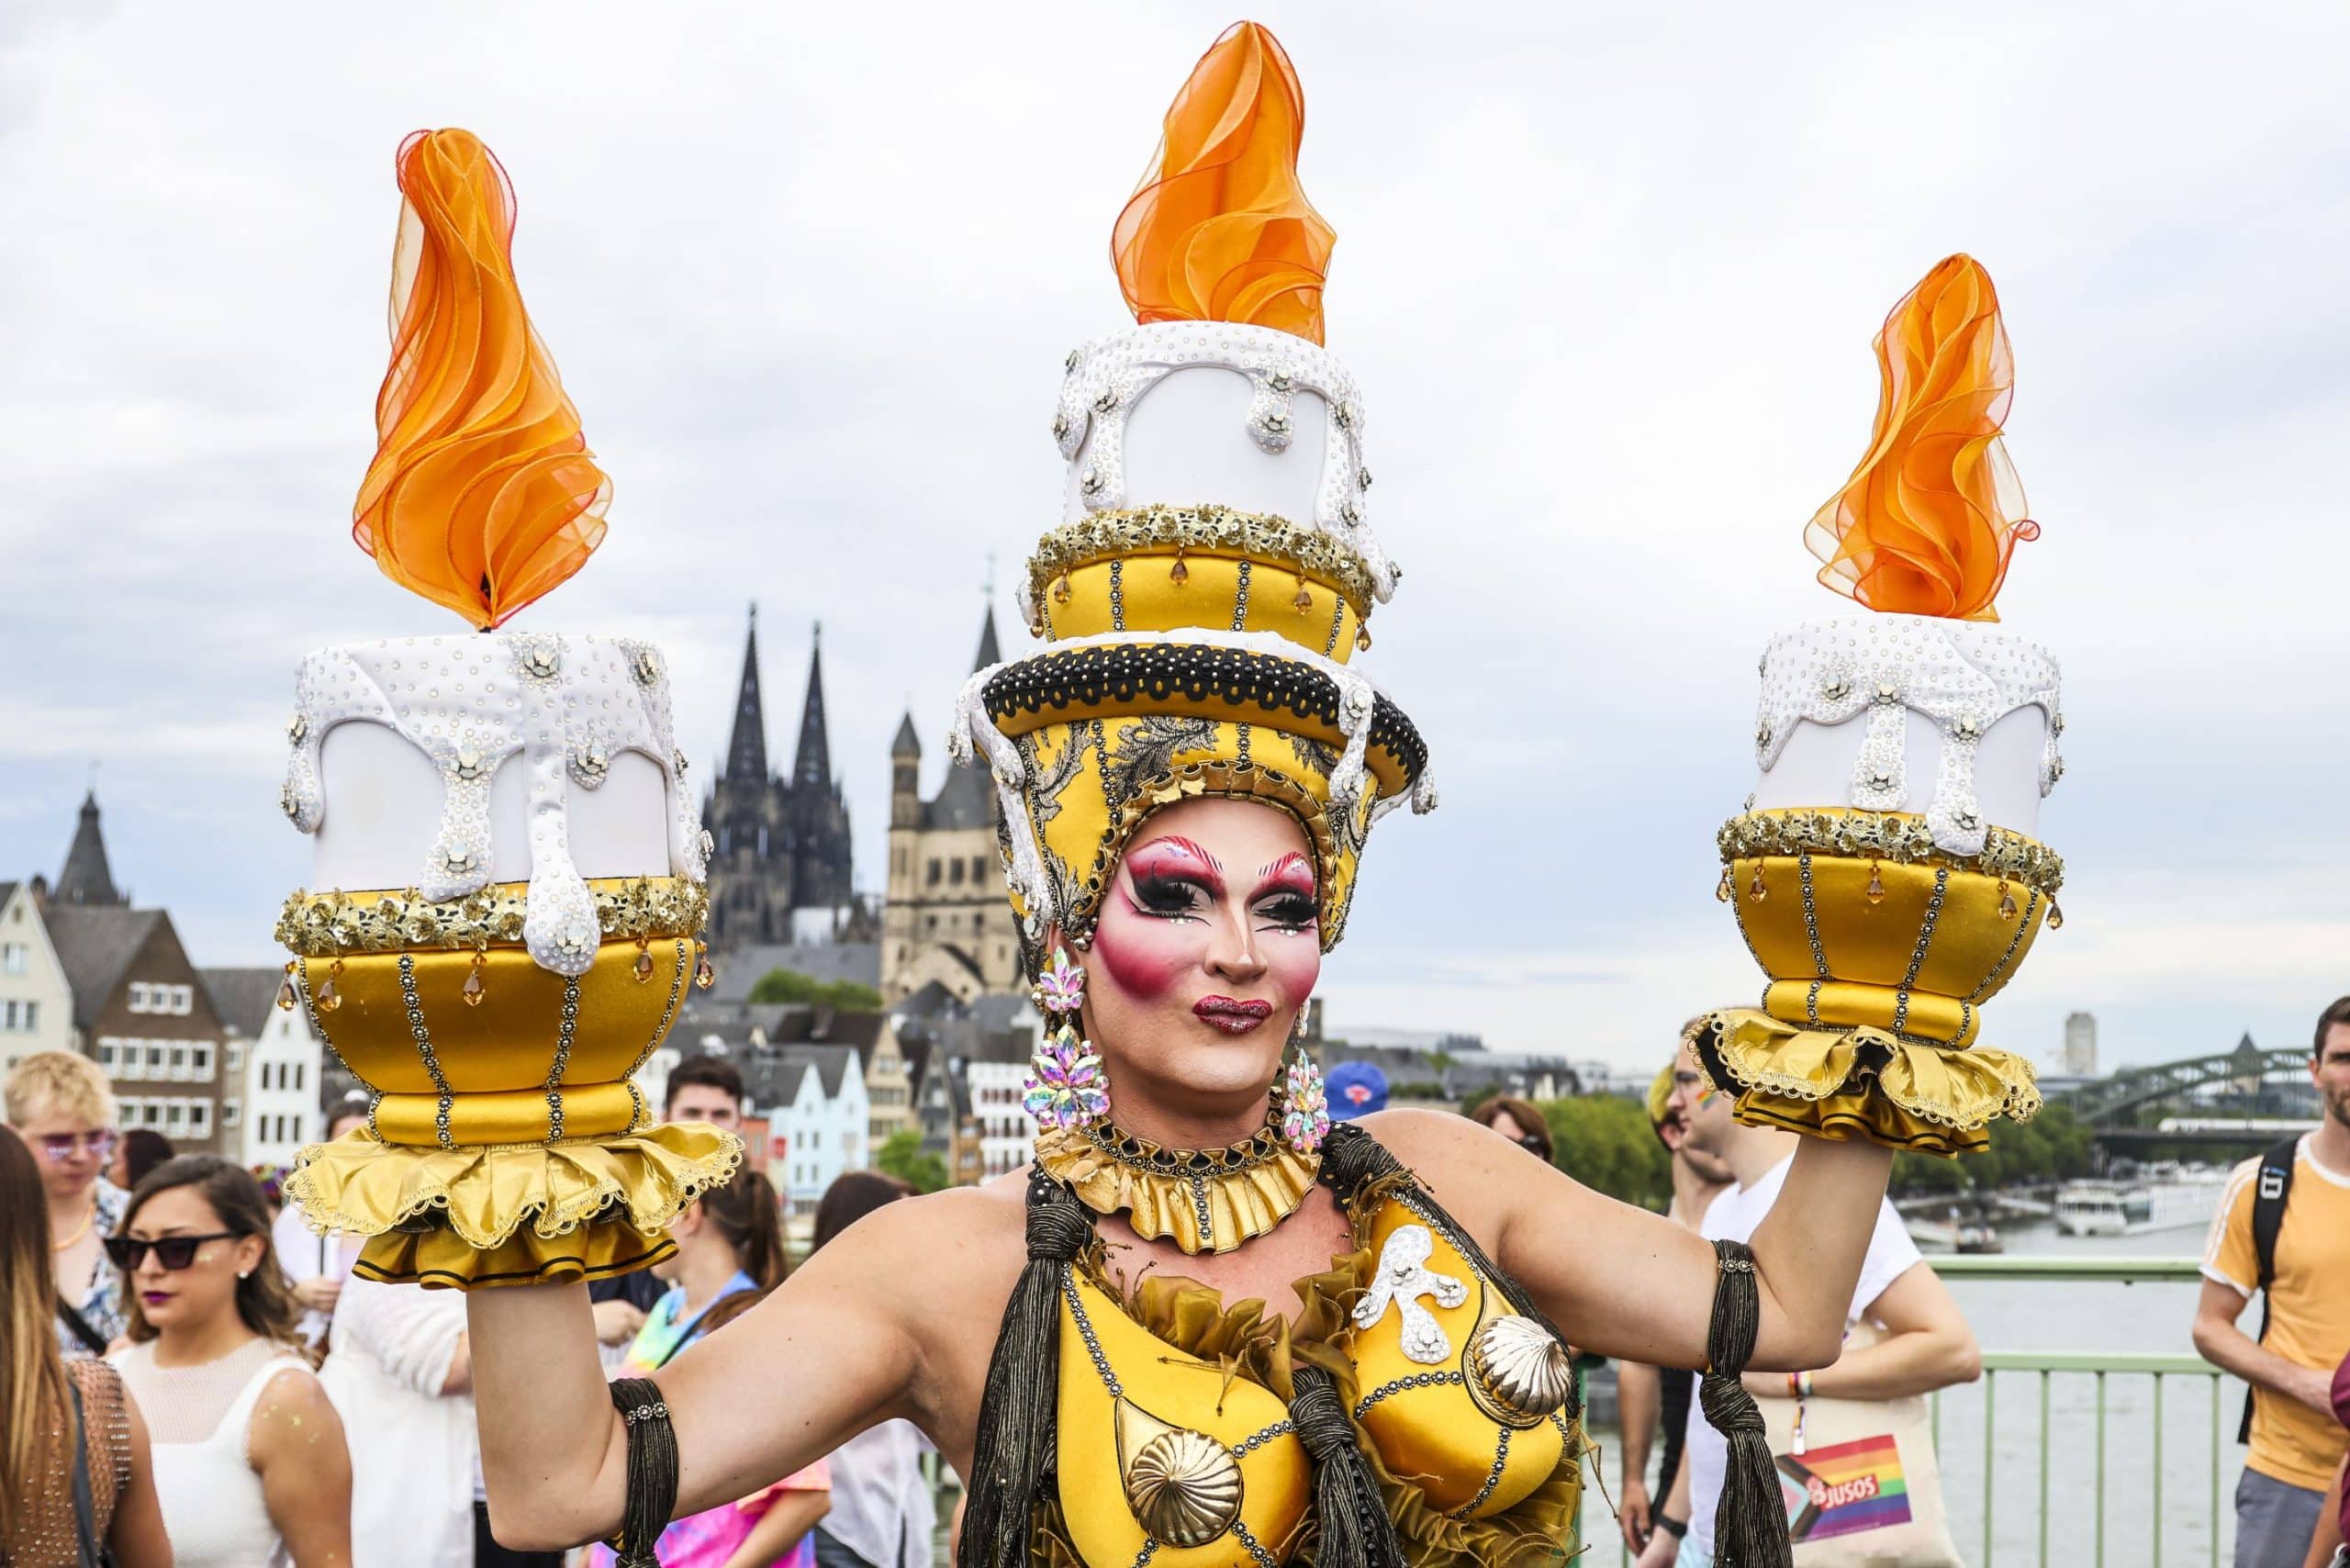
top-left (5, 2), bottom-right (2346, 1077)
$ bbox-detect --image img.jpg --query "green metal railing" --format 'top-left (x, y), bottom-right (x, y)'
top-left (1580, 1256), bottom-right (2228, 1566)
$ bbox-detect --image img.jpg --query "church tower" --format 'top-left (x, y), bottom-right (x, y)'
top-left (703, 605), bottom-right (860, 950)
top-left (878, 607), bottom-right (1024, 1002)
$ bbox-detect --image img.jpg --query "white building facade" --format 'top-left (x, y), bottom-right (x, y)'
top-left (968, 1059), bottom-right (1032, 1181)
top-left (753, 1048), bottom-right (870, 1215)
top-left (0, 882), bottom-right (73, 1072)
top-left (240, 1001), bottom-right (325, 1166)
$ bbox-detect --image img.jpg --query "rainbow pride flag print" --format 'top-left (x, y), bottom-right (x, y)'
top-left (1775, 1432), bottom-right (1912, 1542)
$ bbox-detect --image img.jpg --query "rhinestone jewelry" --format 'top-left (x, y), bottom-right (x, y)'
top-left (1353, 1225), bottom-right (1468, 1364)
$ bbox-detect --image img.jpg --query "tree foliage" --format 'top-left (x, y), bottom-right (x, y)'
top-left (1887, 1102), bottom-right (2096, 1194)
top-left (747, 968), bottom-right (884, 1011)
top-left (1537, 1095), bottom-right (1673, 1211)
top-left (875, 1128), bottom-right (949, 1193)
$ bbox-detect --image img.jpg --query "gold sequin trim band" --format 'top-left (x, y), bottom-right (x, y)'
top-left (275, 876), bottom-right (709, 958)
top-left (1718, 809), bottom-right (2064, 898)
top-left (1026, 503), bottom-right (1378, 622)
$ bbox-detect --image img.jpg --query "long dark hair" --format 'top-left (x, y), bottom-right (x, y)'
top-left (119, 1157), bottom-right (301, 1348)
top-left (693, 1165), bottom-right (789, 1336)
top-left (0, 1126), bottom-right (72, 1546)
top-left (811, 1170), bottom-right (913, 1256)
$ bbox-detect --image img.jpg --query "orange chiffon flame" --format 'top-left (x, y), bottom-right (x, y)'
top-left (1805, 254), bottom-right (2038, 622)
top-left (352, 129), bottom-right (610, 630)
top-left (1113, 21), bottom-right (1334, 345)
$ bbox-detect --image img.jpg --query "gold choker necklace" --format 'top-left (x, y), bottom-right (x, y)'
top-left (1033, 1117), bottom-right (1320, 1256)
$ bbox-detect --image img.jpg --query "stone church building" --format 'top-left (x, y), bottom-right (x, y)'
top-left (702, 607), bottom-right (858, 948)
top-left (881, 609), bottom-right (1024, 1003)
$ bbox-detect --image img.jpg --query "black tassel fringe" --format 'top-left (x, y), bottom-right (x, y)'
top-left (1289, 1363), bottom-right (1409, 1568)
top-left (1699, 1238), bottom-right (1790, 1568)
top-left (955, 1170), bottom-right (1093, 1568)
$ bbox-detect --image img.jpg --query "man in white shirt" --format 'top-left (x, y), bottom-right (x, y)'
top-left (1639, 1061), bottom-right (1981, 1565)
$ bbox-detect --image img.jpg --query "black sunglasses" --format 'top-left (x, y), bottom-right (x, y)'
top-left (1514, 1134), bottom-right (1550, 1155)
top-left (105, 1232), bottom-right (239, 1271)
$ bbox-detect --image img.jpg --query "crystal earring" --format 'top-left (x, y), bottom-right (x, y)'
top-left (1024, 949), bottom-right (1109, 1132)
top-left (1278, 1006), bottom-right (1331, 1157)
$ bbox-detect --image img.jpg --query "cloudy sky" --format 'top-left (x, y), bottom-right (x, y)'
top-left (5, 2), bottom-right (2346, 1076)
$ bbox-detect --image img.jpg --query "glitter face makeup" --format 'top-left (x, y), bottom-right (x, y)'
top-left (1080, 797), bottom-right (1322, 1116)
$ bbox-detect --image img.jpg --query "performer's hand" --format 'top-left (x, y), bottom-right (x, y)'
top-left (294, 1276), bottom-right (344, 1315)
top-left (1618, 1475), bottom-right (1652, 1551)
top-left (591, 1298), bottom-right (646, 1347)
top-left (1633, 1527), bottom-right (1680, 1568)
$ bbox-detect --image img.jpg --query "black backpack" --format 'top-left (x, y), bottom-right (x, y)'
top-left (2236, 1136), bottom-right (2298, 1445)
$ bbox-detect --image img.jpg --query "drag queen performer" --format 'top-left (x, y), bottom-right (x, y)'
top-left (444, 26), bottom-right (1922, 1568)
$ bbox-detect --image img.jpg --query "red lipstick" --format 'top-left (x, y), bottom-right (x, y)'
top-left (1193, 996), bottom-right (1273, 1035)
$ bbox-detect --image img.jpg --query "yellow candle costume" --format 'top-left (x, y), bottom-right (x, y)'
top-left (280, 130), bottom-right (737, 1287)
top-left (949, 26), bottom-right (1589, 1568)
top-left (1695, 254), bottom-right (2063, 1155)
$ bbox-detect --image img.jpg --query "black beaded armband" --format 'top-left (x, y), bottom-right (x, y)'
top-left (607, 1376), bottom-right (678, 1568)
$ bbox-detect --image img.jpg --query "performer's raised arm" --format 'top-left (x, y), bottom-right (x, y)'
top-left (471, 1184), bottom-right (1019, 1551)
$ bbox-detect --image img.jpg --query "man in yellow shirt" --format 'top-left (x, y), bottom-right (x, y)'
top-left (2194, 997), bottom-right (2350, 1568)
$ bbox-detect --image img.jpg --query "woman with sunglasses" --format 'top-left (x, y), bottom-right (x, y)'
top-left (1469, 1093), bottom-right (1555, 1165)
top-left (4, 1050), bottom-right (132, 1356)
top-left (109, 1156), bottom-right (353, 1567)
top-left (0, 1126), bottom-right (171, 1566)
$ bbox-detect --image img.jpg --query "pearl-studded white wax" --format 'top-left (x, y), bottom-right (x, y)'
top-left (282, 632), bottom-right (707, 975)
top-left (1746, 614), bottom-right (2063, 851)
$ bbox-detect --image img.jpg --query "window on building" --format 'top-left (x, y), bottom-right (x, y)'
top-left (2, 943), bottom-right (25, 975)
top-left (171, 985), bottom-right (193, 1015)
top-left (169, 1045), bottom-right (188, 1079)
top-left (189, 1102), bottom-right (210, 1137)
top-left (2, 1000), bottom-right (16, 1029)
top-left (226, 1042), bottom-right (244, 1073)
top-left (926, 859), bottom-right (941, 886)
top-left (128, 983), bottom-right (151, 1014)
top-left (146, 1044), bottom-right (166, 1075)
top-left (950, 857), bottom-right (966, 885)
top-left (162, 1101), bottom-right (185, 1132)
top-left (23, 1001), bottom-right (36, 1032)
top-left (96, 1038), bottom-right (118, 1071)
top-left (190, 1044), bottom-right (212, 1080)
top-left (971, 857), bottom-right (988, 883)
top-left (293, 1063), bottom-right (305, 1092)
top-left (222, 1099), bottom-right (241, 1128)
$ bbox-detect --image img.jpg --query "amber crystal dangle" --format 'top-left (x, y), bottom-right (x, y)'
top-left (632, 936), bottom-right (655, 983)
top-left (317, 957), bottom-right (345, 1014)
top-left (463, 947), bottom-right (487, 1007)
top-left (1997, 879), bottom-right (2018, 922)
top-left (693, 941), bottom-right (715, 991)
top-left (1747, 864), bottom-right (1767, 902)
top-left (1866, 861), bottom-right (1886, 904)
top-left (275, 959), bottom-right (298, 1011)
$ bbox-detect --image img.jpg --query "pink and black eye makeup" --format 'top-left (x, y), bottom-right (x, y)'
top-left (1252, 852), bottom-right (1318, 934)
top-left (1124, 835), bottom-right (1226, 922)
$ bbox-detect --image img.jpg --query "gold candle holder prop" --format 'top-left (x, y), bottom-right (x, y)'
top-left (279, 878), bottom-right (738, 1287)
top-left (1694, 809), bottom-right (2054, 1156)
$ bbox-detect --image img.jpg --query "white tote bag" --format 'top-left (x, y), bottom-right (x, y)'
top-left (1748, 1321), bottom-right (1964, 1566)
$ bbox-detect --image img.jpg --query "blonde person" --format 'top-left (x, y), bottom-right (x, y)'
top-left (0, 1126), bottom-right (170, 1567)
top-left (1617, 1031), bottom-right (1739, 1555)
top-left (110, 1157), bottom-right (352, 1567)
top-left (6, 1049), bottom-right (132, 1356)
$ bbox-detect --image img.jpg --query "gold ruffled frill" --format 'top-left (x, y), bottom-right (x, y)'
top-left (1033, 1123), bottom-right (1320, 1255)
top-left (284, 1124), bottom-right (741, 1289)
top-left (1032, 1175), bottom-right (1584, 1566)
top-left (1695, 1009), bottom-right (2042, 1158)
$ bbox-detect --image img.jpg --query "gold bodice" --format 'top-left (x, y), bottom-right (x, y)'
top-left (1047, 1191), bottom-right (1586, 1566)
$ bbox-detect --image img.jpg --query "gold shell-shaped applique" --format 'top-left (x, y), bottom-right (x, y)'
top-left (1465, 1315), bottom-right (1574, 1428)
top-left (1118, 1400), bottom-right (1244, 1548)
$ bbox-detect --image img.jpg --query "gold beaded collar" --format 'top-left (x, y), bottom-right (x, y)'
top-left (1032, 1116), bottom-right (1319, 1256)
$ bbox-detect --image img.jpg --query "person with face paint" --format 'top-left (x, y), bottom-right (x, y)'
top-left (463, 26), bottom-right (1901, 1568)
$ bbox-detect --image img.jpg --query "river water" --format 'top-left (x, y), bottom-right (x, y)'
top-left (1584, 1212), bottom-right (2244, 1566)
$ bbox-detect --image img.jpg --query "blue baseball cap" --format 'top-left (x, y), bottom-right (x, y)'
top-left (1325, 1061), bottom-right (1388, 1121)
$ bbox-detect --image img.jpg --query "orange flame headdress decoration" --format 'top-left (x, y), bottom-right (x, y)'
top-left (1805, 254), bottom-right (2038, 622)
top-left (352, 129), bottom-right (610, 629)
top-left (1113, 21), bottom-right (1334, 345)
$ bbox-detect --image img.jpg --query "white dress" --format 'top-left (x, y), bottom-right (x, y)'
top-left (318, 1275), bottom-right (475, 1568)
top-left (112, 1337), bottom-right (313, 1568)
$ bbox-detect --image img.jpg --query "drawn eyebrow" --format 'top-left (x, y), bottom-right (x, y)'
top-left (1259, 852), bottom-right (1314, 883)
top-left (1144, 835), bottom-right (1222, 875)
